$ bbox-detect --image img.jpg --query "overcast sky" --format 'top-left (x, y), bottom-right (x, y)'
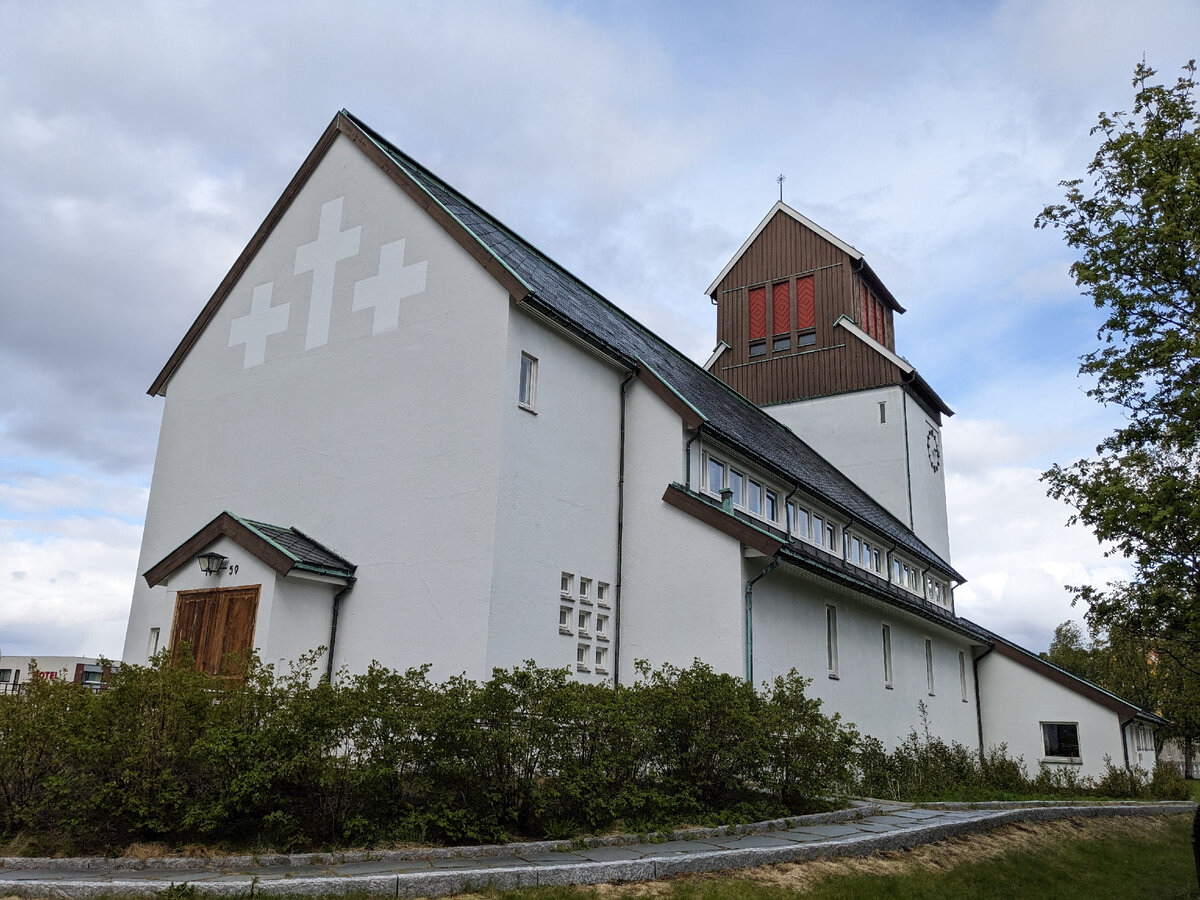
top-left (2, 0), bottom-right (1197, 660)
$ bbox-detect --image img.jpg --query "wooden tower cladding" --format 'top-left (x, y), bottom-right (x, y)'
top-left (708, 206), bottom-right (905, 408)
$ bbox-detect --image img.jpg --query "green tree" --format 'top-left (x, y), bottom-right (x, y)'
top-left (1036, 60), bottom-right (1200, 684)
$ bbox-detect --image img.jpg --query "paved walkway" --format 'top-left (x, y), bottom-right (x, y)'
top-left (0, 801), bottom-right (1192, 898)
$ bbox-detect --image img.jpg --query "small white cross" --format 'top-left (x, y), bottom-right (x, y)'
top-left (294, 196), bottom-right (361, 350)
top-left (352, 238), bottom-right (428, 335)
top-left (229, 282), bottom-right (289, 368)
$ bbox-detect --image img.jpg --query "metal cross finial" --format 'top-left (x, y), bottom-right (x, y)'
top-left (777, 173), bottom-right (786, 202)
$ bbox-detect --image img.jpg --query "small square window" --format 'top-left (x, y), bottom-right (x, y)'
top-left (749, 341), bottom-right (767, 357)
top-left (596, 614), bottom-right (609, 640)
top-left (579, 577), bottom-right (592, 604)
top-left (773, 336), bottom-right (791, 352)
top-left (0, 669), bottom-right (10, 684)
top-left (559, 606), bottom-right (573, 634)
top-left (519, 352), bottom-right (538, 411)
top-left (577, 643), bottom-right (590, 671)
top-left (561, 572), bottom-right (574, 598)
top-left (797, 331), bottom-right (816, 348)
top-left (597, 582), bottom-right (610, 607)
top-left (577, 609), bottom-right (592, 636)
top-left (595, 645), bottom-right (609, 672)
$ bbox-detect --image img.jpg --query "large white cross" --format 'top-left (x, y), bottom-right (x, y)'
top-left (294, 197), bottom-right (361, 349)
top-left (229, 282), bottom-right (289, 368)
top-left (352, 238), bottom-right (428, 335)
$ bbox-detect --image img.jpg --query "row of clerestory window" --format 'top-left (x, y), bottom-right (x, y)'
top-left (704, 449), bottom-right (950, 608)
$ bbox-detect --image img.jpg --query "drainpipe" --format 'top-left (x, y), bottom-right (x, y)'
top-left (613, 371), bottom-right (636, 686)
top-left (972, 644), bottom-right (994, 757)
top-left (745, 557), bottom-right (781, 685)
top-left (1121, 719), bottom-right (1132, 770)
top-left (325, 579), bottom-right (356, 682)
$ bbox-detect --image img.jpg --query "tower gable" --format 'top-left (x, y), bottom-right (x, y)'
top-left (708, 205), bottom-right (905, 408)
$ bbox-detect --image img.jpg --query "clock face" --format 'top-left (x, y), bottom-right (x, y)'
top-left (927, 428), bottom-right (941, 472)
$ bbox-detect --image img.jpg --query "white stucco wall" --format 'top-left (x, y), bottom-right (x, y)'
top-left (487, 309), bottom-right (625, 681)
top-left (124, 134), bottom-right (511, 680)
top-left (752, 564), bottom-right (980, 748)
top-left (617, 385), bottom-right (747, 681)
top-left (765, 386), bottom-right (951, 561)
top-left (976, 650), bottom-right (1131, 780)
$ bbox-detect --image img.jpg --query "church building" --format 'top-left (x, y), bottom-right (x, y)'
top-left (122, 111), bottom-right (1163, 779)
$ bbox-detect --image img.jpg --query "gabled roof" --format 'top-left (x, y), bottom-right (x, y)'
top-left (967, 620), bottom-right (1168, 726)
top-left (704, 201), bottom-right (905, 313)
top-left (144, 511), bottom-right (356, 587)
top-left (149, 110), bottom-right (961, 582)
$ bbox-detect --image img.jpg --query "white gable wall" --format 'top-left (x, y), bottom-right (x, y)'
top-left (486, 307), bottom-right (625, 679)
top-left (977, 650), bottom-right (1130, 780)
top-left (619, 389), bottom-right (746, 680)
top-left (124, 135), bottom-right (512, 680)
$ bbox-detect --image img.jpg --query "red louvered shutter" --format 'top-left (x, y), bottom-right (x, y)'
top-left (772, 281), bottom-right (790, 334)
top-left (749, 287), bottom-right (767, 339)
top-left (796, 276), bottom-right (815, 330)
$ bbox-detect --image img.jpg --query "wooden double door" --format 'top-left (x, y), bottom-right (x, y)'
top-left (170, 585), bottom-right (260, 675)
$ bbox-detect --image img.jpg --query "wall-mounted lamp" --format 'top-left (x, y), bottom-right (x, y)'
top-left (197, 552), bottom-right (228, 576)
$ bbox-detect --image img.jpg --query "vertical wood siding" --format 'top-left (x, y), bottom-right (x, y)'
top-left (711, 211), bottom-right (902, 406)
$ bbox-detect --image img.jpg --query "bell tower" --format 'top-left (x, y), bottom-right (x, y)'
top-left (705, 203), bottom-right (954, 560)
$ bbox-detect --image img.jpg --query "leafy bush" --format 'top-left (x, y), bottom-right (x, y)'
top-left (0, 655), bottom-right (857, 854)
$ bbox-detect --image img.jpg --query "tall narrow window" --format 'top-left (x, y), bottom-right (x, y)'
top-left (148, 627), bottom-right (161, 657)
top-left (729, 469), bottom-right (745, 506)
top-left (519, 352), bottom-right (538, 411)
top-left (813, 514), bottom-right (824, 547)
top-left (796, 275), bottom-right (815, 331)
top-left (882, 624), bottom-right (893, 688)
top-left (765, 490), bottom-right (778, 522)
top-left (959, 651), bottom-right (968, 702)
top-left (878, 401), bottom-right (887, 424)
top-left (748, 286), bottom-right (767, 340)
top-left (925, 639), bottom-right (935, 695)
top-left (708, 457), bottom-right (724, 494)
top-left (826, 605), bottom-right (839, 678)
top-left (561, 572), bottom-right (574, 598)
top-left (748, 480), bottom-right (762, 514)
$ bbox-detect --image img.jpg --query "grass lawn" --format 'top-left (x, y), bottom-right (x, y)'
top-left (482, 813), bottom-right (1198, 900)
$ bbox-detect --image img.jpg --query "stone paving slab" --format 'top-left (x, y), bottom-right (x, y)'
top-left (707, 834), bottom-right (802, 850)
